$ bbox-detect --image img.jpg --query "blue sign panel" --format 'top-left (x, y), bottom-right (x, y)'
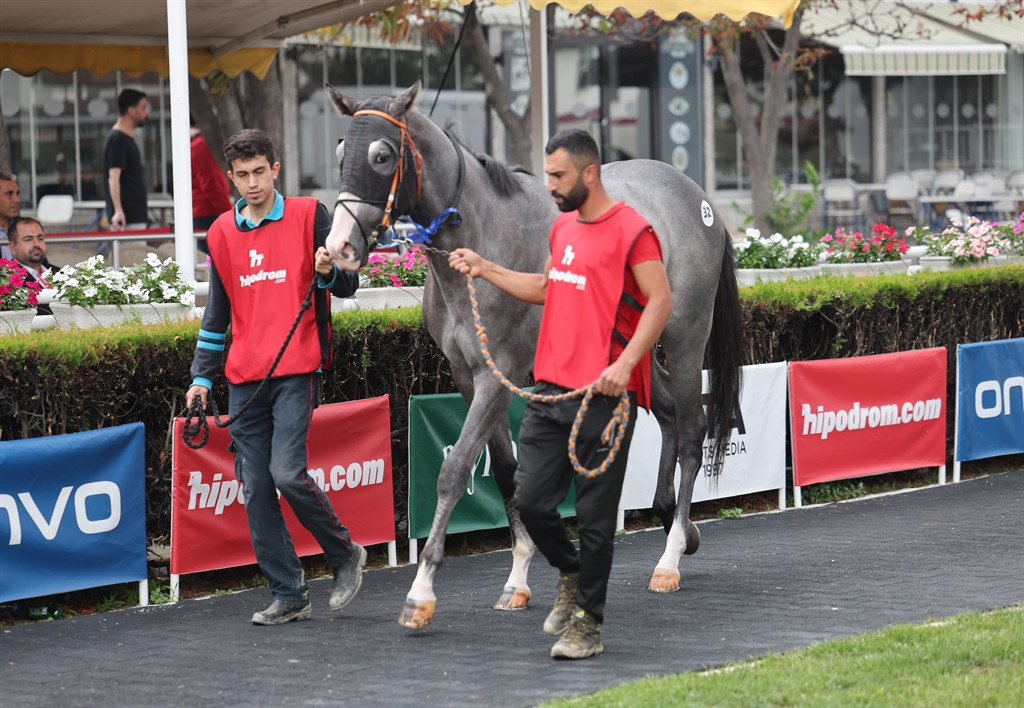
top-left (0, 423), bottom-right (148, 602)
top-left (956, 338), bottom-right (1024, 461)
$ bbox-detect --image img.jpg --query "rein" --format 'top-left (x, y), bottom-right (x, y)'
top-left (181, 278), bottom-right (317, 450)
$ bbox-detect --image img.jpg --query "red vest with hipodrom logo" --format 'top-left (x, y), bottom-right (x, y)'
top-left (534, 201), bottom-right (657, 408)
top-left (206, 197), bottom-right (323, 384)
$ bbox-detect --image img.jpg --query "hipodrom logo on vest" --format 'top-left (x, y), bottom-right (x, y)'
top-left (240, 249), bottom-right (287, 288)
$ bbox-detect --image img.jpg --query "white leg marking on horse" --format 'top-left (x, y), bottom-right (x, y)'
top-left (399, 563), bottom-right (438, 628)
top-left (494, 538), bottom-right (533, 611)
top-left (650, 522), bottom-right (686, 592)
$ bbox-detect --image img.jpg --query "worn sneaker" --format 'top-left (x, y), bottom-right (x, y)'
top-left (251, 598), bottom-right (312, 626)
top-left (543, 572), bottom-right (579, 635)
top-left (330, 542), bottom-right (367, 611)
top-left (550, 606), bottom-right (603, 660)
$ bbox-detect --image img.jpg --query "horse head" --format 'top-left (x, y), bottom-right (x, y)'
top-left (324, 81), bottom-right (423, 271)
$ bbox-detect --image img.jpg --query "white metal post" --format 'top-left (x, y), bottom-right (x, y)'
top-left (167, 0), bottom-right (196, 281)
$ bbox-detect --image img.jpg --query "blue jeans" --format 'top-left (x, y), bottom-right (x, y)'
top-left (228, 374), bottom-right (357, 603)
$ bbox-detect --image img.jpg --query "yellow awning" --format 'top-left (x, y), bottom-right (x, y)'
top-left (459, 0), bottom-right (801, 27)
top-left (0, 42), bottom-right (279, 79)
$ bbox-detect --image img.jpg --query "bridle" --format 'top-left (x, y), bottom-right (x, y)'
top-left (335, 108), bottom-right (423, 251)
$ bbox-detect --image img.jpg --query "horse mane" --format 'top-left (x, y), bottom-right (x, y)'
top-left (444, 123), bottom-right (526, 200)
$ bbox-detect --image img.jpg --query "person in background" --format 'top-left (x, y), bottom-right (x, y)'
top-left (103, 89), bottom-right (150, 231)
top-left (0, 171), bottom-right (21, 259)
top-left (9, 216), bottom-right (54, 315)
top-left (190, 114), bottom-right (233, 253)
top-left (448, 128), bottom-right (672, 660)
top-left (185, 128), bottom-right (365, 626)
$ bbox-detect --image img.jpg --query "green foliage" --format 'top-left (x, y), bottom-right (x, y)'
top-left (716, 507), bottom-right (742, 519)
top-left (735, 161), bottom-right (821, 236)
top-left (802, 481), bottom-right (869, 505)
top-left (540, 605), bottom-right (1024, 708)
top-left (769, 161), bottom-right (821, 236)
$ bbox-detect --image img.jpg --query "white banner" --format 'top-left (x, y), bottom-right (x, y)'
top-left (620, 361), bottom-right (788, 511)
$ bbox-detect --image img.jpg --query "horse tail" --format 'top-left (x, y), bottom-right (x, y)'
top-left (703, 236), bottom-right (744, 476)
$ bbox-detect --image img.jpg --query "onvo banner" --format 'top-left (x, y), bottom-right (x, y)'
top-left (956, 338), bottom-right (1024, 461)
top-left (171, 396), bottom-right (394, 575)
top-left (0, 423), bottom-right (147, 602)
top-left (789, 348), bottom-right (947, 487)
top-left (619, 361), bottom-right (788, 510)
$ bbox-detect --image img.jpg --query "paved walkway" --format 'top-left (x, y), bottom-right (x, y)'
top-left (2, 471), bottom-right (1021, 707)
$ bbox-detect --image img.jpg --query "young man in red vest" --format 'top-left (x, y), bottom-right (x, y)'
top-left (186, 129), bottom-right (366, 626)
top-left (448, 129), bottom-right (672, 659)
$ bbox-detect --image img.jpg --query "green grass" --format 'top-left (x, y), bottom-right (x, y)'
top-left (541, 605), bottom-right (1024, 708)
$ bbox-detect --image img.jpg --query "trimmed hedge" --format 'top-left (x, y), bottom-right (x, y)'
top-left (2, 266), bottom-right (1022, 544)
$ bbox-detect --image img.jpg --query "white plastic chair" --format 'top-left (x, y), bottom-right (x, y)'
top-left (884, 172), bottom-right (918, 228)
top-left (821, 179), bottom-right (863, 232)
top-left (35, 194), bottom-right (75, 231)
top-left (930, 170), bottom-right (964, 196)
top-left (911, 168), bottom-right (936, 195)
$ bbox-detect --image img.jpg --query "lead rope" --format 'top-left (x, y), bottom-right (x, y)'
top-left (181, 278), bottom-right (318, 449)
top-left (464, 274), bottom-right (630, 479)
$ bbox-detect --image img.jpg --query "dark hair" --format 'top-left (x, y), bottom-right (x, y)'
top-left (545, 129), bottom-right (601, 169)
top-left (117, 89), bottom-right (147, 115)
top-left (8, 216), bottom-right (42, 241)
top-left (223, 129), bottom-right (276, 168)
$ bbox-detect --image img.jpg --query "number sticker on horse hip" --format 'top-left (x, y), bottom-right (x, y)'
top-left (700, 200), bottom-right (714, 227)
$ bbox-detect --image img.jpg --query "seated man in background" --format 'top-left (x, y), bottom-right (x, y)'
top-left (9, 216), bottom-right (54, 315)
top-left (0, 171), bottom-right (21, 259)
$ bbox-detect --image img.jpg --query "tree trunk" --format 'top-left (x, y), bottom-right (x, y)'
top-left (462, 4), bottom-right (533, 168)
top-left (716, 10), bottom-right (804, 234)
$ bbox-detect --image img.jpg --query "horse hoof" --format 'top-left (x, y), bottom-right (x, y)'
top-left (648, 567), bottom-right (681, 593)
top-left (398, 597), bottom-right (436, 628)
top-left (683, 522), bottom-right (701, 556)
top-left (493, 585), bottom-right (530, 611)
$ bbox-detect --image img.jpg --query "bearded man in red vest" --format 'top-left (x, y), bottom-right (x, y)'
top-left (186, 129), bottom-right (366, 626)
top-left (448, 129), bottom-right (672, 659)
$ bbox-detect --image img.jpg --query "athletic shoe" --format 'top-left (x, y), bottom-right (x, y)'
top-left (550, 606), bottom-right (603, 660)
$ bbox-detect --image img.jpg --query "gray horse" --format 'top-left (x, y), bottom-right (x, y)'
top-left (325, 82), bottom-right (742, 628)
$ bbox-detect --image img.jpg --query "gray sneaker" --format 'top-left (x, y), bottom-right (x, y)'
top-left (330, 542), bottom-right (367, 611)
top-left (550, 606), bottom-right (603, 660)
top-left (251, 598), bottom-right (312, 626)
top-left (543, 571), bottom-right (579, 635)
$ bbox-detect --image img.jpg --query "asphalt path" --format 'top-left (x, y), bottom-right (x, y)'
top-left (1, 470), bottom-right (1021, 707)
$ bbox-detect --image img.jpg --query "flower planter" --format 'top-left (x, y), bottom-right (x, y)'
top-left (820, 261), bottom-right (906, 277)
top-left (49, 301), bottom-right (192, 329)
top-left (335, 286), bottom-right (425, 311)
top-left (918, 255), bottom-right (1008, 272)
top-left (736, 266), bottom-right (820, 287)
top-left (0, 308), bottom-right (38, 335)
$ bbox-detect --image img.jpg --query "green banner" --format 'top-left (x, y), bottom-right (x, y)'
top-left (408, 392), bottom-right (575, 539)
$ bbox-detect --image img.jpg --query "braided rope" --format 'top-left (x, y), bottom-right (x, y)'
top-left (464, 275), bottom-right (630, 479)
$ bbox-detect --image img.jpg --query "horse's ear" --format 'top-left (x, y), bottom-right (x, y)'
top-left (326, 84), bottom-right (360, 117)
top-left (388, 81), bottom-right (421, 119)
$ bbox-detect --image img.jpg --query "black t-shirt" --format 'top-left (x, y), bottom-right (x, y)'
top-left (102, 129), bottom-right (149, 225)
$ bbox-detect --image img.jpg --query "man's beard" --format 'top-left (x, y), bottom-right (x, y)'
top-left (553, 178), bottom-right (588, 213)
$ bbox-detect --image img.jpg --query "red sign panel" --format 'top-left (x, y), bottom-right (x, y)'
top-left (789, 348), bottom-right (947, 487)
top-left (170, 396), bottom-right (394, 575)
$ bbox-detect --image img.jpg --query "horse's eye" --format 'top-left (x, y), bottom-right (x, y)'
top-left (368, 139), bottom-right (396, 177)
